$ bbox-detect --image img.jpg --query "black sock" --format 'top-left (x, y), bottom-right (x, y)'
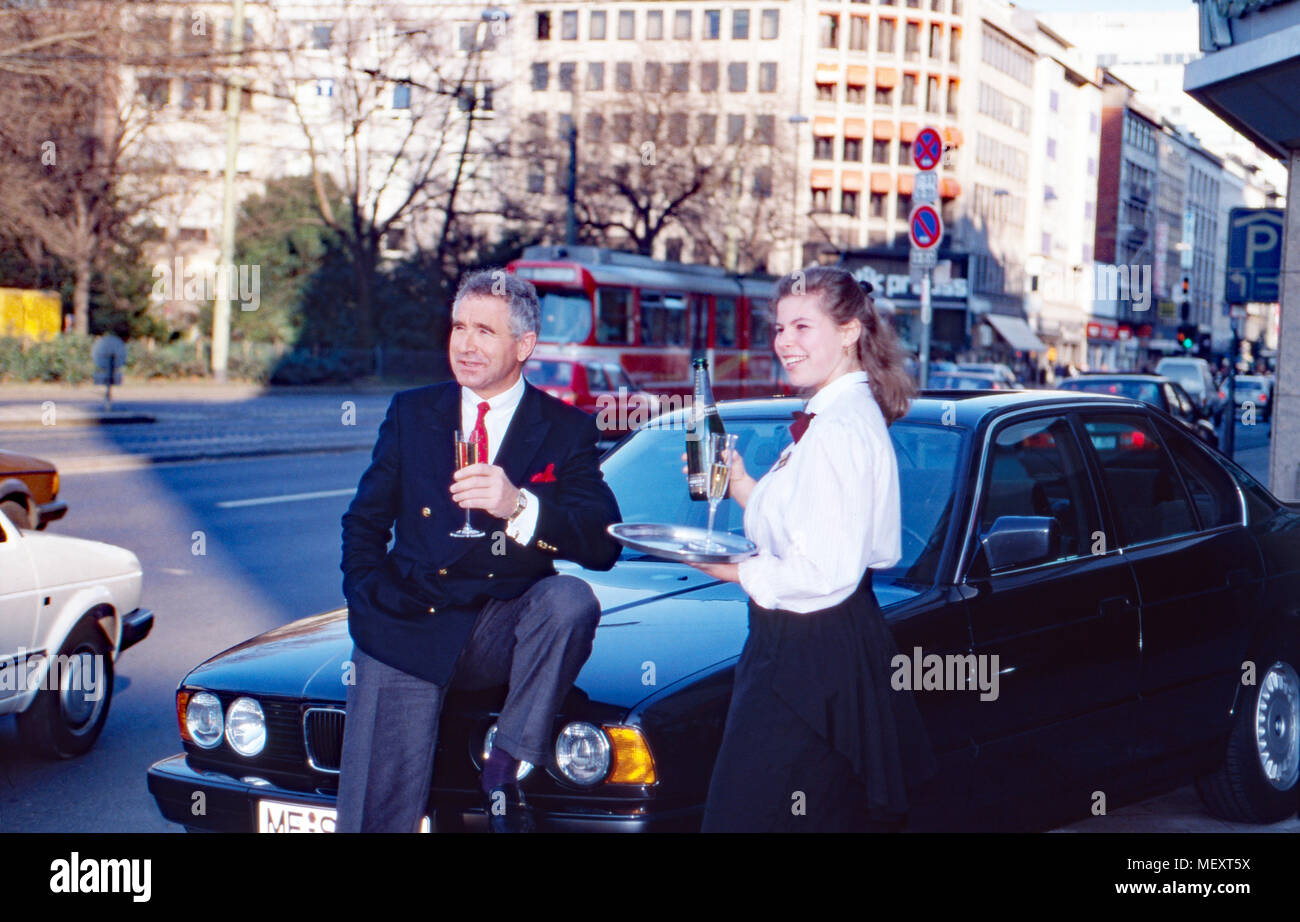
top-left (482, 747), bottom-right (519, 792)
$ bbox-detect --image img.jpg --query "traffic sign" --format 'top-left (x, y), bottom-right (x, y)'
top-left (909, 205), bottom-right (943, 249)
top-left (909, 248), bottom-right (937, 268)
top-left (913, 171), bottom-right (938, 205)
top-left (913, 127), bottom-right (943, 171)
top-left (1226, 207), bottom-right (1284, 303)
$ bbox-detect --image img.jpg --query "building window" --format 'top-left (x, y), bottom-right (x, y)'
top-left (695, 61), bottom-right (716, 91)
top-left (848, 83), bottom-right (867, 104)
top-left (705, 9), bottom-right (721, 39)
top-left (842, 190), bottom-right (860, 216)
top-left (1049, 89), bottom-right (1059, 112)
top-left (951, 28), bottom-right (961, 63)
top-left (878, 18), bottom-right (896, 53)
top-left (754, 166), bottom-right (773, 197)
top-left (926, 75), bottom-right (939, 113)
top-left (850, 15), bottom-right (869, 51)
top-left (759, 62), bottom-right (777, 92)
top-left (932, 0), bottom-right (945, 10)
top-left (528, 163), bottom-right (546, 193)
top-left (814, 136), bottom-right (835, 160)
top-left (675, 10), bottom-right (692, 39)
top-left (559, 62), bottom-right (575, 91)
top-left (898, 139), bottom-right (912, 165)
top-left (728, 61), bottom-right (748, 92)
top-left (733, 9), bottom-right (750, 39)
top-left (946, 79), bottom-right (959, 116)
top-left (536, 12), bottom-right (551, 40)
top-left (756, 114), bottom-right (775, 144)
top-left (585, 112), bottom-right (604, 142)
top-left (872, 139), bottom-right (890, 163)
top-left (1089, 112), bottom-right (1098, 133)
top-left (902, 73), bottom-right (918, 105)
top-left (647, 10), bottom-right (663, 39)
top-left (1088, 156), bottom-right (1097, 176)
top-left (728, 114), bottom-right (746, 144)
top-left (870, 192), bottom-right (886, 218)
top-left (812, 188), bottom-right (831, 212)
top-left (844, 137), bottom-right (863, 161)
top-left (531, 62), bottom-right (548, 91)
top-left (698, 113), bottom-right (718, 143)
top-left (613, 112), bottom-right (632, 143)
top-left (665, 240), bottom-right (684, 262)
top-left (619, 10), bottom-right (635, 39)
top-left (312, 24), bottom-right (333, 49)
top-left (617, 61), bottom-right (633, 90)
top-left (929, 23), bottom-right (942, 59)
top-left (874, 84), bottom-right (892, 105)
top-left (669, 112), bottom-right (688, 145)
top-left (587, 62), bottom-right (605, 90)
top-left (672, 62), bottom-right (690, 91)
top-left (590, 10), bottom-right (607, 39)
top-left (905, 22), bottom-right (920, 60)
top-left (762, 8), bottom-right (779, 39)
top-left (820, 14), bottom-right (839, 49)
top-left (896, 192), bottom-right (911, 220)
top-left (562, 10), bottom-right (578, 39)
top-left (645, 61), bottom-right (662, 91)
top-left (817, 81), bottom-right (836, 102)
top-left (1046, 137), bottom-right (1056, 160)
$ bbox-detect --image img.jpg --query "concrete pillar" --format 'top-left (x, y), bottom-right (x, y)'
top-left (1268, 150), bottom-right (1300, 501)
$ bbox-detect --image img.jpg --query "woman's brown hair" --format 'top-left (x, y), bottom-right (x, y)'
top-left (773, 266), bottom-right (916, 425)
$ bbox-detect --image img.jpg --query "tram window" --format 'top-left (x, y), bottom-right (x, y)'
top-left (640, 290), bottom-right (688, 346)
top-left (596, 287), bottom-right (632, 343)
top-left (585, 363), bottom-right (610, 390)
top-left (715, 296), bottom-right (738, 347)
top-left (749, 297), bottom-right (773, 348)
top-left (538, 290), bottom-right (593, 343)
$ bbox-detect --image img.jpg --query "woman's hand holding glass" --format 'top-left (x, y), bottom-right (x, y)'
top-left (679, 445), bottom-right (755, 509)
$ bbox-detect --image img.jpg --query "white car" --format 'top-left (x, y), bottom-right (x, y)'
top-left (0, 509), bottom-right (152, 757)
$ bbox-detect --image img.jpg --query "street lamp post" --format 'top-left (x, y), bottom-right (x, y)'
top-left (788, 114), bottom-right (808, 271)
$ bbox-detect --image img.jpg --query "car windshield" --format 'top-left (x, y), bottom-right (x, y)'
top-left (537, 290), bottom-right (593, 343)
top-left (1061, 379), bottom-right (1160, 405)
top-left (524, 360), bottom-right (573, 387)
top-left (600, 411), bottom-right (966, 585)
top-left (1157, 363), bottom-right (1203, 394)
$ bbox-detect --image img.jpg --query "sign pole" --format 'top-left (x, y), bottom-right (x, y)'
top-left (919, 270), bottom-right (932, 389)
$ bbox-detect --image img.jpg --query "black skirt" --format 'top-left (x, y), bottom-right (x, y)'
top-left (702, 569), bottom-right (938, 833)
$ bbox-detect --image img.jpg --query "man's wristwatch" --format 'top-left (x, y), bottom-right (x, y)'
top-left (506, 490), bottom-right (528, 524)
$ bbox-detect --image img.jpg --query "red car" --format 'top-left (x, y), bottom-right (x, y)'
top-left (524, 357), bottom-right (660, 440)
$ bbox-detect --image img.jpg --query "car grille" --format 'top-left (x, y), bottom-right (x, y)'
top-left (303, 707), bottom-right (346, 773)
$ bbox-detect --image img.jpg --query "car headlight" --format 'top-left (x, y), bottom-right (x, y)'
top-left (225, 697), bottom-right (266, 757)
top-left (184, 691), bottom-right (224, 749)
top-left (482, 724), bottom-right (533, 780)
top-left (554, 722), bottom-right (610, 785)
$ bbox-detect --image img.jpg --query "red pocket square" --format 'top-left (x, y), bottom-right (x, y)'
top-left (530, 463), bottom-right (557, 483)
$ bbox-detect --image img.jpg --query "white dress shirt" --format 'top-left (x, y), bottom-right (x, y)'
top-left (461, 373), bottom-right (539, 544)
top-left (736, 370), bottom-right (902, 613)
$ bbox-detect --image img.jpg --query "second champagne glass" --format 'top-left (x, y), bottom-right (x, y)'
top-left (450, 430), bottom-right (485, 538)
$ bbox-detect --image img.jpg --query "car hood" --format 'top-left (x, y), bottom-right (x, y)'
top-left (183, 561), bottom-right (924, 712)
top-left (17, 529), bottom-right (141, 585)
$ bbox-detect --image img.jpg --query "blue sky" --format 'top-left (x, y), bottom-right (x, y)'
top-left (1020, 0), bottom-right (1196, 11)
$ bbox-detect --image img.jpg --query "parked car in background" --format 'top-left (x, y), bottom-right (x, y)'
top-left (958, 363), bottom-right (1019, 388)
top-left (1054, 374), bottom-right (1218, 447)
top-left (1230, 375), bottom-right (1274, 423)
top-left (0, 508), bottom-right (152, 757)
top-left (1156, 357), bottom-right (1224, 424)
top-left (0, 449), bottom-right (67, 530)
top-left (929, 371), bottom-right (1018, 391)
top-left (524, 355), bottom-right (660, 441)
top-left (148, 391), bottom-right (1300, 832)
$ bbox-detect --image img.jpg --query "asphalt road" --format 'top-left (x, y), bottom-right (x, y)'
top-left (0, 410), bottom-right (1292, 833)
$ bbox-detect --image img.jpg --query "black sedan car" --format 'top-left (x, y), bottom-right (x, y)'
top-left (147, 391), bottom-right (1300, 832)
top-left (1054, 374), bottom-right (1218, 447)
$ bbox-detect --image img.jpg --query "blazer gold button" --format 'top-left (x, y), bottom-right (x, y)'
top-left (421, 507), bottom-right (431, 517)
top-left (428, 606), bottom-right (436, 613)
top-left (438, 568), bottom-right (447, 576)
top-left (487, 573), bottom-right (494, 578)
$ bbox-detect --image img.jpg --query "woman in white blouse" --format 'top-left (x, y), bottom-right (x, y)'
top-left (691, 267), bottom-right (936, 832)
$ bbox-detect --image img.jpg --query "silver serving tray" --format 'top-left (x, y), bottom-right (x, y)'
top-left (607, 522), bottom-right (758, 564)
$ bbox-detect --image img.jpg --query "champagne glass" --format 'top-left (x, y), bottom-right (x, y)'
top-left (451, 430), bottom-right (485, 538)
top-left (689, 433), bottom-right (738, 553)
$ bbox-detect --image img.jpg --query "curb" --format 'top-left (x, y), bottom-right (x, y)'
top-left (56, 443), bottom-right (375, 475)
top-left (0, 414), bottom-right (156, 430)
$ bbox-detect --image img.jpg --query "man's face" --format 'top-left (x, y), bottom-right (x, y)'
top-left (450, 294), bottom-right (537, 398)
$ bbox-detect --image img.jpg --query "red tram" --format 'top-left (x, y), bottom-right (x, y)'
top-left (506, 245), bottom-right (781, 400)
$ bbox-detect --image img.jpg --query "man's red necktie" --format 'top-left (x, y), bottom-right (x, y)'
top-left (471, 401), bottom-right (490, 462)
top-left (789, 410), bottom-right (815, 443)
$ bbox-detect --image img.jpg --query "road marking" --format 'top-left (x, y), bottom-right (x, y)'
top-left (218, 488), bottom-right (356, 508)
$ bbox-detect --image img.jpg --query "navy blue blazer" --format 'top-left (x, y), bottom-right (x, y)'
top-left (340, 379), bottom-right (622, 684)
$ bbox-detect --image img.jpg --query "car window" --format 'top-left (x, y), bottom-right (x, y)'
top-left (538, 291), bottom-right (593, 343)
top-left (1153, 419), bottom-right (1241, 529)
top-left (976, 415), bottom-right (1099, 569)
top-left (524, 360), bottom-right (573, 387)
top-left (1157, 362), bottom-right (1205, 395)
top-left (601, 416), bottom-right (965, 583)
top-left (585, 363), bottom-right (609, 391)
top-left (1082, 413), bottom-right (1196, 546)
top-left (606, 364), bottom-right (635, 391)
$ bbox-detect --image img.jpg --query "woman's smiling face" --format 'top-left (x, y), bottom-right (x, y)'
top-left (773, 292), bottom-right (861, 392)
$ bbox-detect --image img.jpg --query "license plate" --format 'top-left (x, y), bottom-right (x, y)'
top-left (258, 799), bottom-right (337, 833)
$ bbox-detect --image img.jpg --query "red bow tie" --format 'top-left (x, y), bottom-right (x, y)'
top-left (789, 410), bottom-right (816, 443)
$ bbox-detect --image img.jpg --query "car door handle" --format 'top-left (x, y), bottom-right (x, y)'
top-left (1097, 595), bottom-right (1135, 618)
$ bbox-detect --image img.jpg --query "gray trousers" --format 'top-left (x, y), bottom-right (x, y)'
top-left (335, 574), bottom-right (601, 833)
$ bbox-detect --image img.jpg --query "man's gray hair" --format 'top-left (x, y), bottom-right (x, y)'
top-left (452, 269), bottom-right (541, 339)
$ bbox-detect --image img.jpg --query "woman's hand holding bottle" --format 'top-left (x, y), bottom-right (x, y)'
top-left (681, 449), bottom-right (755, 509)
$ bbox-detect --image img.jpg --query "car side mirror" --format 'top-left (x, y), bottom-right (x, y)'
top-left (978, 516), bottom-right (1060, 572)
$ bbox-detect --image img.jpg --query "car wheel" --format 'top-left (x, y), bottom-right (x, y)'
top-left (1195, 658), bottom-right (1300, 823)
top-left (0, 496), bottom-right (33, 529)
top-left (16, 615), bottom-right (115, 759)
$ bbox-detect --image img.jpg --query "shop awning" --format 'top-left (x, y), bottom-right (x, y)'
top-left (985, 313), bottom-right (1048, 354)
top-left (844, 117), bottom-right (867, 139)
top-left (846, 65), bottom-right (870, 86)
top-left (900, 121), bottom-right (919, 142)
top-left (813, 116), bottom-right (837, 136)
top-left (841, 170), bottom-right (864, 192)
top-left (810, 169), bottom-right (834, 190)
top-left (940, 177), bottom-right (961, 198)
top-left (897, 173), bottom-right (913, 195)
top-left (815, 63), bottom-right (839, 83)
top-left (873, 120), bottom-right (895, 140)
top-left (875, 67), bottom-right (898, 89)
top-left (870, 172), bottom-right (892, 194)
top-left (944, 125), bottom-right (964, 147)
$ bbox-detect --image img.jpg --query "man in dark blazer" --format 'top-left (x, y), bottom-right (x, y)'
top-left (337, 269), bottom-right (621, 833)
